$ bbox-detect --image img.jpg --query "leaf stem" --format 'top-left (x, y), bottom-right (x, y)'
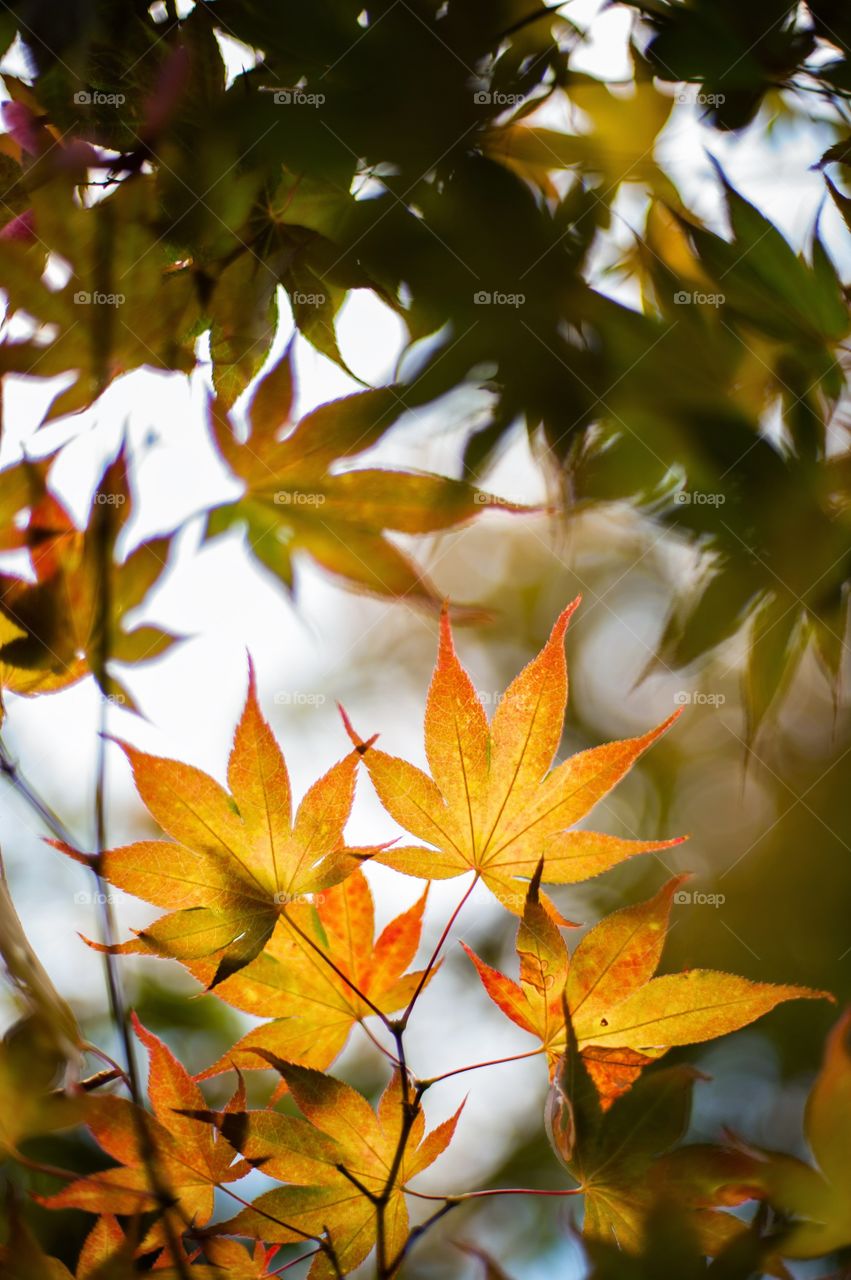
top-left (420, 1047), bottom-right (545, 1088)
top-left (399, 873), bottom-right (479, 1028)
top-left (0, 740), bottom-right (78, 846)
top-left (386, 1201), bottom-right (458, 1275)
top-left (281, 907), bottom-right (393, 1028)
top-left (359, 1018), bottom-right (402, 1067)
top-left (269, 1248), bottom-right (323, 1275)
top-left (216, 1184), bottom-right (344, 1277)
top-left (406, 1185), bottom-right (583, 1201)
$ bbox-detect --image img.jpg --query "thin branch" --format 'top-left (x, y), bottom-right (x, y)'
top-left (407, 1186), bottom-right (583, 1201)
top-left (420, 1047), bottom-right (545, 1088)
top-left (282, 906), bottom-right (393, 1028)
top-left (0, 742), bottom-right (78, 846)
top-left (78, 1066), bottom-right (123, 1092)
top-left (269, 1248), bottom-right (323, 1275)
top-left (386, 1201), bottom-right (458, 1277)
top-left (1, 721), bottom-right (192, 1277)
top-left (335, 1163), bottom-right (379, 1204)
top-left (83, 1041), bottom-right (132, 1090)
top-left (359, 1017), bottom-right (401, 1067)
top-left (217, 1181), bottom-right (342, 1276)
top-left (399, 873), bottom-right (479, 1029)
top-left (88, 462), bottom-right (192, 1280)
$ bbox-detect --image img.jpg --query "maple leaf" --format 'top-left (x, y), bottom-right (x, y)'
top-left (0, 449), bottom-right (177, 703)
top-left (37, 1016), bottom-right (249, 1250)
top-left (741, 1009), bottom-right (851, 1258)
top-left (464, 873), bottom-right (830, 1101)
top-left (203, 342), bottom-right (528, 605)
top-left (546, 1031), bottom-right (786, 1267)
top-left (0, 873), bottom-right (83, 1155)
top-left (582, 1200), bottom-right (788, 1280)
top-left (0, 172), bottom-right (198, 425)
top-left (193, 1059), bottom-right (463, 1280)
top-left (55, 665), bottom-right (378, 985)
top-left (342, 598), bottom-right (683, 918)
top-left (0, 1207), bottom-right (77, 1280)
top-left (0, 1209), bottom-right (280, 1280)
top-left (192, 867), bottom-right (431, 1080)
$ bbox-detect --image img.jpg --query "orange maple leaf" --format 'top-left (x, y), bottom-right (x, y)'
top-left (37, 1017), bottom-right (249, 1250)
top-left (54, 665), bottom-right (379, 985)
top-left (342, 598), bottom-right (682, 917)
top-left (192, 868), bottom-right (432, 1080)
top-left (464, 872), bottom-right (831, 1104)
top-left (193, 1060), bottom-right (462, 1280)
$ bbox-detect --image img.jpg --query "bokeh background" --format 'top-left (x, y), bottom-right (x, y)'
top-left (2, 2), bottom-right (850, 1276)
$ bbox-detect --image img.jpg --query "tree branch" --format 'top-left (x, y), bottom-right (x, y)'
top-left (399, 873), bottom-right (479, 1029)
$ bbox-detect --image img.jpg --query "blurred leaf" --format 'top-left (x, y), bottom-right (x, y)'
top-left (205, 346), bottom-right (528, 605)
top-left (36, 1016), bottom-right (250, 1253)
top-left (750, 1009), bottom-right (851, 1258)
top-left (0, 448), bottom-right (177, 701)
